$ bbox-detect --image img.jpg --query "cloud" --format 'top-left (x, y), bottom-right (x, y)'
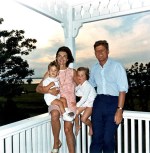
top-left (75, 12), bottom-right (150, 70)
top-left (22, 40), bottom-right (64, 77)
top-left (1, 1), bottom-right (150, 77)
top-left (0, 1), bottom-right (65, 77)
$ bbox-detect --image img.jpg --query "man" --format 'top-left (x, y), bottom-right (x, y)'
top-left (89, 40), bottom-right (128, 153)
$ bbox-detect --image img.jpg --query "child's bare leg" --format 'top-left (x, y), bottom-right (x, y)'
top-left (89, 125), bottom-right (93, 136)
top-left (60, 97), bottom-right (68, 108)
top-left (53, 97), bottom-right (75, 122)
top-left (75, 115), bottom-right (81, 136)
top-left (75, 107), bottom-right (86, 135)
top-left (80, 107), bottom-right (93, 136)
top-left (51, 99), bottom-right (65, 114)
top-left (60, 97), bottom-right (74, 117)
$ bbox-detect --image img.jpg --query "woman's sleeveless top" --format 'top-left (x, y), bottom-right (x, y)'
top-left (58, 68), bottom-right (76, 111)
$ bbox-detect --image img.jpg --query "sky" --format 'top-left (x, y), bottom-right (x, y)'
top-left (0, 0), bottom-right (150, 78)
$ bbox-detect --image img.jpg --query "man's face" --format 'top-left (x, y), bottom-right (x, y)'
top-left (95, 45), bottom-right (109, 64)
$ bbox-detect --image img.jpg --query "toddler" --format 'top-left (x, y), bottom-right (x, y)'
top-left (43, 60), bottom-right (74, 121)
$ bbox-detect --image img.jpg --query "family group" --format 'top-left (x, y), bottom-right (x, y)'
top-left (36, 40), bottom-right (128, 153)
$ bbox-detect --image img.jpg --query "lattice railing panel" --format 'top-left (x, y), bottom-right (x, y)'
top-left (16, 0), bottom-right (68, 23)
top-left (73, 0), bottom-right (150, 22)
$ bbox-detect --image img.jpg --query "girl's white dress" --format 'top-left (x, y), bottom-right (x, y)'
top-left (75, 80), bottom-right (97, 107)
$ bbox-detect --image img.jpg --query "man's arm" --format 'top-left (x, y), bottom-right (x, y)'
top-left (114, 91), bottom-right (126, 125)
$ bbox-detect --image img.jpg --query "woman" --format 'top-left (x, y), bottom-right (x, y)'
top-left (36, 46), bottom-right (77, 153)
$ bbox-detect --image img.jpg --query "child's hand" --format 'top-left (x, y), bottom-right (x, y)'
top-left (49, 82), bottom-right (55, 87)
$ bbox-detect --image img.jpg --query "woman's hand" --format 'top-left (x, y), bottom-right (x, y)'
top-left (49, 87), bottom-right (60, 96)
top-left (36, 74), bottom-right (55, 94)
top-left (48, 82), bottom-right (55, 88)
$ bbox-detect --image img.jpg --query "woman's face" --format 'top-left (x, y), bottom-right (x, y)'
top-left (77, 70), bottom-right (87, 84)
top-left (56, 51), bottom-right (68, 66)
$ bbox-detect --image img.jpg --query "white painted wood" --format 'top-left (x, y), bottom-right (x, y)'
top-left (108, 0), bottom-right (120, 13)
top-left (76, 132), bottom-right (81, 153)
top-left (87, 126), bottom-right (91, 153)
top-left (46, 122), bottom-right (51, 152)
top-left (59, 118), bottom-right (65, 153)
top-left (0, 111), bottom-right (150, 152)
top-left (138, 120), bottom-right (142, 153)
top-left (117, 124), bottom-right (122, 153)
top-left (0, 139), bottom-right (4, 153)
top-left (20, 131), bottom-right (26, 153)
top-left (5, 137), bottom-right (12, 153)
top-left (42, 124), bottom-right (47, 153)
top-left (37, 125), bottom-right (42, 153)
top-left (50, 119), bottom-right (54, 152)
top-left (82, 123), bottom-right (86, 153)
top-left (13, 134), bottom-right (19, 153)
top-left (15, 0), bottom-right (150, 53)
top-left (26, 129), bottom-right (32, 153)
top-left (82, 3), bottom-right (91, 19)
top-left (131, 119), bottom-right (135, 153)
top-left (32, 127), bottom-right (38, 153)
top-left (15, 0), bottom-right (68, 23)
top-left (124, 118), bottom-right (128, 153)
top-left (91, 1), bottom-right (100, 17)
top-left (145, 120), bottom-right (150, 153)
top-left (76, 115), bottom-right (81, 153)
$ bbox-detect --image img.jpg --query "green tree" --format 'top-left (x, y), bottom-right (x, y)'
top-left (0, 18), bottom-right (37, 100)
top-left (26, 77), bottom-right (33, 84)
top-left (125, 62), bottom-right (150, 111)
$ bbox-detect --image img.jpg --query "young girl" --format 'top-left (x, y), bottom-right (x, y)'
top-left (75, 67), bottom-right (97, 136)
top-left (43, 60), bottom-right (74, 122)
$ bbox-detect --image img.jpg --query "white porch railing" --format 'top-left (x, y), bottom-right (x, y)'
top-left (0, 111), bottom-right (150, 153)
top-left (117, 111), bottom-right (150, 153)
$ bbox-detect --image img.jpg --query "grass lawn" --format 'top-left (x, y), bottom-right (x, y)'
top-left (0, 84), bottom-right (149, 126)
top-left (0, 84), bottom-right (48, 126)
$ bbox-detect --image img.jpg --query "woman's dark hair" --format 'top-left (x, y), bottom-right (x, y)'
top-left (77, 67), bottom-right (90, 80)
top-left (56, 46), bottom-right (74, 67)
top-left (94, 40), bottom-right (109, 51)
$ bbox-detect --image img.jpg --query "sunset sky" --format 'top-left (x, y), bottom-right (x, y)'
top-left (0, 0), bottom-right (150, 78)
